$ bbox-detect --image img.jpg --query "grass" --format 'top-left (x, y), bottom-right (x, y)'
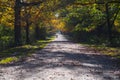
top-left (0, 57), bottom-right (18, 64)
top-left (66, 35), bottom-right (120, 59)
top-left (0, 36), bottom-right (55, 64)
top-left (81, 43), bottom-right (120, 59)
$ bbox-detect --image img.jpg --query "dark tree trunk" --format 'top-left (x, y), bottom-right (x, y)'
top-left (14, 0), bottom-right (45, 46)
top-left (105, 1), bottom-right (120, 46)
top-left (106, 3), bottom-right (112, 45)
top-left (14, 0), bottom-right (22, 46)
top-left (35, 24), bottom-right (40, 40)
top-left (24, 7), bottom-right (30, 44)
top-left (25, 20), bottom-right (30, 44)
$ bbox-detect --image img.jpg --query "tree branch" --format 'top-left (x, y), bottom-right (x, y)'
top-left (21, 0), bottom-right (46, 6)
top-left (74, 1), bottom-right (120, 6)
top-left (107, 1), bottom-right (120, 4)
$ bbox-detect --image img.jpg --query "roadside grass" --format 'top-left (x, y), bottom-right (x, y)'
top-left (81, 43), bottom-right (120, 59)
top-left (65, 35), bottom-right (120, 59)
top-left (0, 36), bottom-right (55, 64)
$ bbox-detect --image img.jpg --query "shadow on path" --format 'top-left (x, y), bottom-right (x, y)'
top-left (0, 34), bottom-right (120, 80)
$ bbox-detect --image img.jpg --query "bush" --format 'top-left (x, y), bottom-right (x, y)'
top-left (0, 24), bottom-right (14, 51)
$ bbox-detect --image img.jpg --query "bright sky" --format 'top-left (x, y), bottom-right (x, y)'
top-left (55, 13), bottom-right (59, 18)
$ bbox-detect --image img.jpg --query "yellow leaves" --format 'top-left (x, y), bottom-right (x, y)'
top-left (51, 19), bottom-right (58, 24)
top-left (114, 20), bottom-right (120, 32)
top-left (114, 20), bottom-right (119, 26)
top-left (7, 7), bottom-right (13, 11)
top-left (0, 0), bottom-right (8, 2)
top-left (0, 1), bottom-right (14, 27)
top-left (1, 11), bottom-right (14, 27)
top-left (57, 21), bottom-right (65, 31)
top-left (51, 18), bottom-right (66, 31)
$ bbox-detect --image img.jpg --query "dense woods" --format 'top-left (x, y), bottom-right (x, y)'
top-left (0, 0), bottom-right (120, 51)
top-left (58, 0), bottom-right (120, 47)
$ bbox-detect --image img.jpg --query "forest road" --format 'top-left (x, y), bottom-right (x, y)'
top-left (0, 33), bottom-right (120, 80)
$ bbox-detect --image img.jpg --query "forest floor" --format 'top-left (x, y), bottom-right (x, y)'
top-left (0, 33), bottom-right (120, 80)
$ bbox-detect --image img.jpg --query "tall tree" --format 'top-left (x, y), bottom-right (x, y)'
top-left (14, 0), bottom-right (45, 45)
top-left (14, 0), bottom-right (21, 46)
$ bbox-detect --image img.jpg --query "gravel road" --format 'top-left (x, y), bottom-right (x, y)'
top-left (0, 33), bottom-right (120, 80)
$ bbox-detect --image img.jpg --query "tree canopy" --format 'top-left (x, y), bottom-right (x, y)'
top-left (0, 0), bottom-right (120, 50)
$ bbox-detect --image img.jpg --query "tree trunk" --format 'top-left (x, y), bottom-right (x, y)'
top-left (14, 0), bottom-right (22, 46)
top-left (106, 3), bottom-right (112, 45)
top-left (26, 20), bottom-right (30, 44)
top-left (35, 24), bottom-right (40, 40)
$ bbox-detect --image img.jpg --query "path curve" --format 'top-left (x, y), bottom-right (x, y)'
top-left (0, 33), bottom-right (120, 80)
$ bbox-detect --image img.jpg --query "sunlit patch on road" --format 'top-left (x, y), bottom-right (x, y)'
top-left (0, 33), bottom-right (120, 80)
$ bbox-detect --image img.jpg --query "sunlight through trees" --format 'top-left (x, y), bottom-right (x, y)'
top-left (0, 0), bottom-right (120, 51)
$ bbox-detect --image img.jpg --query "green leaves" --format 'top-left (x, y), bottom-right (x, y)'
top-left (59, 0), bottom-right (108, 32)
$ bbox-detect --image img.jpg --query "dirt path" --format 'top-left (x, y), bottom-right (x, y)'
top-left (0, 33), bottom-right (120, 80)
